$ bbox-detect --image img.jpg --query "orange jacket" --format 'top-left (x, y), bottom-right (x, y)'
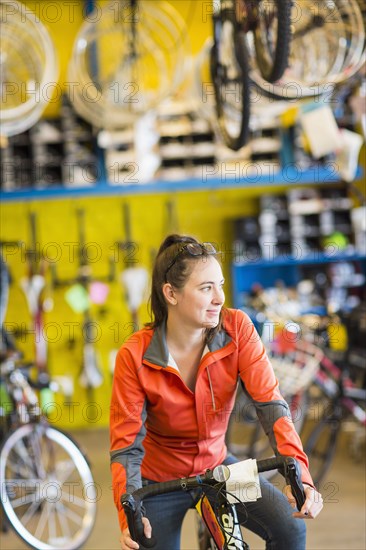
top-left (110, 309), bottom-right (314, 530)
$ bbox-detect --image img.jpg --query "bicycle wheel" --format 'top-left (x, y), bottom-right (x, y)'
top-left (210, 14), bottom-right (250, 150)
top-left (253, 0), bottom-right (292, 83)
top-left (0, 0), bottom-right (58, 137)
top-left (226, 387), bottom-right (309, 478)
top-left (0, 423), bottom-right (97, 550)
top-left (68, 0), bottom-right (189, 128)
top-left (304, 413), bottom-right (340, 486)
top-left (250, 0), bottom-right (365, 99)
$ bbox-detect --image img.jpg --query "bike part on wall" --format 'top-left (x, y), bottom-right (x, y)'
top-left (250, 0), bottom-right (365, 100)
top-left (67, 0), bottom-right (190, 129)
top-left (0, 0), bottom-right (59, 137)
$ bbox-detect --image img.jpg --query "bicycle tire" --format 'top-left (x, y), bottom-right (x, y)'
top-left (253, 0), bottom-right (292, 83)
top-left (226, 388), bottom-right (309, 478)
top-left (210, 23), bottom-right (250, 150)
top-left (304, 414), bottom-right (340, 486)
top-left (0, 423), bottom-right (97, 550)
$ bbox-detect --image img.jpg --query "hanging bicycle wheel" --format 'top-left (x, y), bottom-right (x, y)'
top-left (210, 15), bottom-right (250, 150)
top-left (0, 423), bottom-right (97, 550)
top-left (0, 0), bottom-right (58, 137)
top-left (68, 0), bottom-right (189, 128)
top-left (250, 0), bottom-right (365, 99)
top-left (251, 0), bottom-right (292, 83)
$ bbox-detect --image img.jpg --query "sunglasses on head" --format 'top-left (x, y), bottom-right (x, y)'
top-left (164, 242), bottom-right (217, 281)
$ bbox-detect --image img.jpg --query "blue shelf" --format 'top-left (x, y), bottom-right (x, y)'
top-left (0, 165), bottom-right (352, 202)
top-left (231, 253), bottom-right (366, 308)
top-left (233, 252), bottom-right (366, 268)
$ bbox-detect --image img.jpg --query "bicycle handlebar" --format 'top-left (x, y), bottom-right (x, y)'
top-left (257, 456), bottom-right (306, 511)
top-left (121, 456), bottom-right (306, 549)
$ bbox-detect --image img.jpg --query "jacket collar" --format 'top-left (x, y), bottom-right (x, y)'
top-left (143, 322), bottom-right (233, 368)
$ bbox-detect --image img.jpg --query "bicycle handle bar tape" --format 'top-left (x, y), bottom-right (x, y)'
top-left (121, 477), bottom-right (205, 548)
top-left (122, 495), bottom-right (157, 549)
top-left (257, 456), bottom-right (306, 511)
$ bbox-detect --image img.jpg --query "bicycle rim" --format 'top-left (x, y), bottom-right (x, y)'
top-left (250, 0), bottom-right (365, 99)
top-left (0, 424), bottom-right (96, 550)
top-left (304, 416), bottom-right (339, 486)
top-left (68, 0), bottom-right (189, 128)
top-left (210, 29), bottom-right (250, 151)
top-left (253, 0), bottom-right (292, 83)
top-left (0, 0), bottom-right (58, 136)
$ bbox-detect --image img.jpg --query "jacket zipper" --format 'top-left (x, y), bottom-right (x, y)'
top-left (206, 366), bottom-right (216, 411)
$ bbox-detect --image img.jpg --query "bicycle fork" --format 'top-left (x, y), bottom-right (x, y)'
top-left (219, 502), bottom-right (248, 550)
top-left (198, 490), bottom-right (249, 549)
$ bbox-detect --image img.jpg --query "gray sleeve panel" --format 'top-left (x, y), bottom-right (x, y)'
top-left (254, 399), bottom-right (292, 453)
top-left (110, 400), bottom-right (147, 493)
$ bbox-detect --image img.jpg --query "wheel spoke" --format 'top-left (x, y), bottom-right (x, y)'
top-left (55, 501), bottom-right (72, 539)
top-left (60, 492), bottom-right (87, 509)
top-left (56, 500), bottom-right (86, 526)
top-left (12, 440), bottom-right (39, 476)
top-left (21, 499), bottom-right (43, 527)
top-left (55, 459), bottom-right (78, 484)
top-left (29, 432), bottom-right (48, 479)
top-left (6, 457), bottom-right (37, 479)
top-left (9, 490), bottom-right (39, 510)
top-left (48, 501), bottom-right (57, 542)
top-left (34, 500), bottom-right (51, 540)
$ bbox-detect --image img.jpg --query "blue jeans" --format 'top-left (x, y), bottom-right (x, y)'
top-left (142, 456), bottom-right (306, 550)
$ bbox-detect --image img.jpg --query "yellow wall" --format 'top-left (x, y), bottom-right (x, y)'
top-left (2, 183), bottom-right (276, 428)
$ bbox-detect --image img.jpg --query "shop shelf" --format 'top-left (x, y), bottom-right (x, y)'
top-left (231, 252), bottom-right (366, 308)
top-left (0, 165), bottom-right (361, 202)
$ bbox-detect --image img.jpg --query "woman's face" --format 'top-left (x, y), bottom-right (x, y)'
top-left (172, 256), bottom-right (225, 329)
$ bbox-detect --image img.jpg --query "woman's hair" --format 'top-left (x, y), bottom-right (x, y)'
top-left (147, 234), bottom-right (224, 341)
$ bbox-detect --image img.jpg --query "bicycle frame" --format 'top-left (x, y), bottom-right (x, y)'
top-left (314, 353), bottom-right (366, 427)
top-left (20, 213), bottom-right (49, 378)
top-left (197, 491), bottom-right (246, 549)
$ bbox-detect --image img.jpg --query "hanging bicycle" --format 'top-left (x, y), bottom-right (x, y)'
top-left (209, 0), bottom-right (293, 150)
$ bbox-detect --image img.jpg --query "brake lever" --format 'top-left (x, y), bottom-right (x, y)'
top-left (284, 457), bottom-right (306, 511)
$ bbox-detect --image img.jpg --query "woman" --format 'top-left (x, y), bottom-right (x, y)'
top-left (110, 234), bottom-right (323, 550)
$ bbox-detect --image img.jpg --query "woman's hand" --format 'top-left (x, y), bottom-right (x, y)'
top-left (120, 517), bottom-right (152, 549)
top-left (285, 484), bottom-right (323, 519)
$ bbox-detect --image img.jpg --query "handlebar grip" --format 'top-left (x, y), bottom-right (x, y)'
top-left (121, 494), bottom-right (156, 549)
top-left (283, 457), bottom-right (306, 512)
top-left (257, 456), bottom-right (286, 473)
top-left (257, 456), bottom-right (306, 511)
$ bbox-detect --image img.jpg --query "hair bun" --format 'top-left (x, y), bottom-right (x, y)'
top-left (157, 234), bottom-right (198, 256)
